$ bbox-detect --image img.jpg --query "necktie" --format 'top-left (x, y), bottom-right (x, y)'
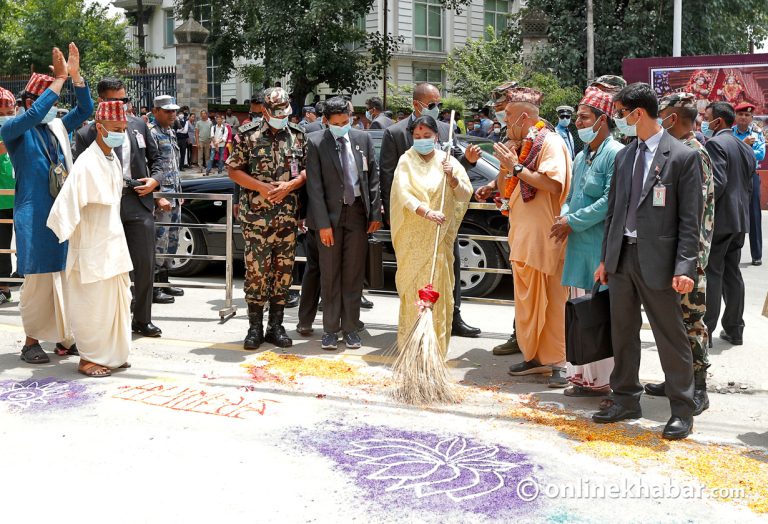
top-left (337, 136), bottom-right (356, 205)
top-left (626, 141), bottom-right (647, 233)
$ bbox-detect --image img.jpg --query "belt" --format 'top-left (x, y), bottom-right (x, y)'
top-left (623, 236), bottom-right (637, 245)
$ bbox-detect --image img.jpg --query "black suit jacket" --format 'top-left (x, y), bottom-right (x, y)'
top-left (302, 121), bottom-right (326, 134)
top-left (305, 128), bottom-right (381, 230)
top-left (74, 116), bottom-right (163, 211)
top-left (704, 129), bottom-right (754, 235)
top-left (369, 114), bottom-right (393, 130)
top-left (601, 131), bottom-right (703, 290)
top-left (379, 116), bottom-right (471, 221)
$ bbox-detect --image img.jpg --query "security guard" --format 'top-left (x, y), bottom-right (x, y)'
top-left (227, 87), bottom-right (307, 349)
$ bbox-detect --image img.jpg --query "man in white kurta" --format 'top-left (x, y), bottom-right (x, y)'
top-left (47, 101), bottom-right (133, 375)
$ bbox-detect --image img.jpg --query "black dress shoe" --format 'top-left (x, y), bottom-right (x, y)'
top-left (451, 316), bottom-right (481, 337)
top-left (592, 403), bottom-right (642, 424)
top-left (132, 321), bottom-right (162, 337)
top-left (360, 295), bottom-right (374, 309)
top-left (285, 291), bottom-right (300, 309)
top-left (693, 389), bottom-right (709, 416)
top-left (153, 289), bottom-right (175, 304)
top-left (662, 416), bottom-right (693, 440)
top-left (719, 331), bottom-right (743, 345)
top-left (165, 286), bottom-right (184, 297)
top-left (643, 382), bottom-right (666, 397)
top-left (752, 259), bottom-right (762, 266)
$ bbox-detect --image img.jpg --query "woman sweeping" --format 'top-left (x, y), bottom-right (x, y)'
top-left (390, 115), bottom-right (472, 358)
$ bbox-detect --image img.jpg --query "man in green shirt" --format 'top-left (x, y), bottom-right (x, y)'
top-left (0, 86), bottom-right (16, 304)
top-left (195, 110), bottom-right (213, 173)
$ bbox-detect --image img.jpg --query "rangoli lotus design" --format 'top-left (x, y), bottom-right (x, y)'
top-left (346, 436), bottom-right (521, 501)
top-left (0, 377), bottom-right (99, 412)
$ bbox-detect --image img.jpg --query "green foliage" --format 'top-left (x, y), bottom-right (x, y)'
top-left (525, 0), bottom-right (768, 87)
top-left (0, 0), bottom-right (131, 78)
top-left (441, 96), bottom-right (466, 115)
top-left (444, 26), bottom-right (524, 108)
top-left (385, 82), bottom-right (414, 115)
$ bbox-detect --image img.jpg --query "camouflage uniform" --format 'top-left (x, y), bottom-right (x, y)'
top-left (149, 122), bottom-right (182, 272)
top-left (226, 94), bottom-right (306, 308)
top-left (659, 93), bottom-right (715, 381)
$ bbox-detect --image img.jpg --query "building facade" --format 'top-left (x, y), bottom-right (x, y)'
top-left (113, 0), bottom-right (524, 106)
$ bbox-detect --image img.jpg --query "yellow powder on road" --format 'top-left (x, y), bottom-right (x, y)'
top-left (244, 351), bottom-right (360, 382)
top-left (505, 400), bottom-right (768, 513)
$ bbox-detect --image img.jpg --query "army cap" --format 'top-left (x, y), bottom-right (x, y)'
top-left (491, 81), bottom-right (518, 104)
top-left (658, 92), bottom-right (697, 112)
top-left (590, 75), bottom-right (627, 93)
top-left (264, 87), bottom-right (292, 117)
top-left (153, 95), bottom-right (180, 110)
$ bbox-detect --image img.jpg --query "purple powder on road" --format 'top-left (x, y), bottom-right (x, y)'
top-left (0, 377), bottom-right (102, 413)
top-left (294, 422), bottom-right (540, 519)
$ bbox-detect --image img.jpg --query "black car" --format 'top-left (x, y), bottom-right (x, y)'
top-left (171, 132), bottom-right (510, 297)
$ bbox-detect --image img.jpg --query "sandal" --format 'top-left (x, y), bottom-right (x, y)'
top-left (78, 361), bottom-right (111, 378)
top-left (55, 343), bottom-right (79, 356)
top-left (564, 385), bottom-right (609, 397)
top-left (117, 362), bottom-right (131, 369)
top-left (20, 343), bottom-right (50, 364)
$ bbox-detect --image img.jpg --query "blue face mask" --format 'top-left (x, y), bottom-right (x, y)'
top-left (558, 117), bottom-right (571, 127)
top-left (268, 116), bottom-right (288, 130)
top-left (41, 106), bottom-right (58, 125)
top-left (615, 110), bottom-right (638, 137)
top-left (100, 127), bottom-right (125, 149)
top-left (577, 120), bottom-right (602, 145)
top-left (0, 115), bottom-right (13, 127)
top-left (701, 119), bottom-right (716, 138)
top-left (329, 123), bottom-right (351, 138)
top-left (495, 110), bottom-right (506, 124)
top-left (413, 138), bottom-right (436, 155)
top-left (419, 101), bottom-right (440, 120)
top-left (365, 110), bottom-right (373, 122)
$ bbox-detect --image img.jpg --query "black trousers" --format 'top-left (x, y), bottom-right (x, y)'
top-left (318, 199), bottom-right (368, 334)
top-left (177, 135), bottom-right (189, 168)
top-left (121, 194), bottom-right (156, 324)
top-left (0, 208), bottom-right (12, 283)
top-left (452, 239), bottom-right (461, 318)
top-left (298, 229), bottom-right (321, 327)
top-left (608, 242), bottom-right (695, 418)
top-left (749, 173), bottom-right (763, 262)
top-left (705, 232), bottom-right (746, 338)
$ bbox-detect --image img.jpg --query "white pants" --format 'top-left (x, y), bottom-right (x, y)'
top-left (19, 272), bottom-right (74, 346)
top-left (65, 270), bottom-right (132, 368)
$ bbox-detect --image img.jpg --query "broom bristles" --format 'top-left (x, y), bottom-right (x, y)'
top-left (391, 308), bottom-right (460, 405)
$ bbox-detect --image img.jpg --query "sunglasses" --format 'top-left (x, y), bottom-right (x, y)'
top-left (420, 101), bottom-right (442, 111)
top-left (105, 97), bottom-right (131, 104)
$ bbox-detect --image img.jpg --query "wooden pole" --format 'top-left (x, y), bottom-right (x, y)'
top-left (586, 0), bottom-right (594, 82)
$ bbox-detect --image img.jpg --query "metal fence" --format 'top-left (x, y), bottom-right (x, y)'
top-left (0, 75), bottom-right (77, 107)
top-left (124, 67), bottom-right (176, 111)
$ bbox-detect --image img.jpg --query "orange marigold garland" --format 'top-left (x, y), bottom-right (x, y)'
top-left (498, 120), bottom-right (547, 216)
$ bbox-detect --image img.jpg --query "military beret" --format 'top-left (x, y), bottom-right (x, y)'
top-left (734, 102), bottom-right (756, 113)
top-left (658, 92), bottom-right (697, 112)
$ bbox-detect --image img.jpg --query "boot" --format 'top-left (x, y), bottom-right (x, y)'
top-left (158, 268), bottom-right (184, 297)
top-left (693, 373), bottom-right (709, 416)
top-left (244, 303), bottom-right (264, 350)
top-left (265, 303), bottom-right (292, 348)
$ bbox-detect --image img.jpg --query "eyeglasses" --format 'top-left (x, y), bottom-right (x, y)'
top-left (105, 97), bottom-right (131, 104)
top-left (613, 108), bottom-right (635, 118)
top-left (420, 101), bottom-right (442, 111)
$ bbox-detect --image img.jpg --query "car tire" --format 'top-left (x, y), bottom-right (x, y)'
top-left (169, 210), bottom-right (209, 277)
top-left (457, 226), bottom-right (504, 297)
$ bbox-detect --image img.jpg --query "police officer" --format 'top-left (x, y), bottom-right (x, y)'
top-left (149, 95), bottom-right (184, 304)
top-left (732, 102), bottom-right (765, 265)
top-left (227, 87), bottom-right (307, 349)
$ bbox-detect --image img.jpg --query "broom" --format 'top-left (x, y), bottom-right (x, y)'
top-left (390, 110), bottom-right (460, 405)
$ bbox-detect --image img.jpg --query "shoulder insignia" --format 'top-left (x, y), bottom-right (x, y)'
top-left (239, 121), bottom-right (259, 134)
top-left (287, 122), bottom-right (305, 134)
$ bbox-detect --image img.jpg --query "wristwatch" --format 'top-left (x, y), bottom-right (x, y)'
top-left (513, 164), bottom-right (524, 177)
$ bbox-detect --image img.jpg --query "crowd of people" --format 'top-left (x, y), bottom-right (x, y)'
top-left (0, 43), bottom-right (764, 442)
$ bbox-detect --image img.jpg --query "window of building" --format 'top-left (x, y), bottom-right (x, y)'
top-left (414, 0), bottom-right (443, 52)
top-left (207, 55), bottom-right (222, 104)
top-left (164, 10), bottom-right (175, 48)
top-left (347, 14), bottom-right (367, 51)
top-left (484, 0), bottom-right (510, 38)
top-left (413, 65), bottom-right (443, 87)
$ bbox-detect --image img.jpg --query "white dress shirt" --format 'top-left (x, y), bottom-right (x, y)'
top-left (625, 129), bottom-right (663, 237)
top-left (121, 130), bottom-right (132, 180)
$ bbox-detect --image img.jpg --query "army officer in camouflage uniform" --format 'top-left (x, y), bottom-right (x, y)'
top-left (227, 87), bottom-right (306, 349)
top-left (645, 93), bottom-right (715, 416)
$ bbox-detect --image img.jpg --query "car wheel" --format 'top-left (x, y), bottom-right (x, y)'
top-left (169, 210), bottom-right (209, 277)
top-left (457, 227), bottom-right (504, 297)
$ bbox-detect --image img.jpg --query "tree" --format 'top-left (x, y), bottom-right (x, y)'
top-left (0, 0), bottom-right (132, 80)
top-left (524, 0), bottom-right (768, 87)
top-left (175, 0), bottom-right (471, 107)
top-left (443, 27), bottom-right (581, 123)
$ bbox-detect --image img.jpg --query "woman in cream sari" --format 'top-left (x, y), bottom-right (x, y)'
top-left (390, 115), bottom-right (472, 355)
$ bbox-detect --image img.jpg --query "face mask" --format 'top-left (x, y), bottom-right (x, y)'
top-left (657, 114), bottom-right (674, 129)
top-left (495, 110), bottom-right (506, 123)
top-left (329, 123), bottom-right (351, 138)
top-left (701, 120), bottom-right (714, 138)
top-left (249, 112), bottom-right (262, 120)
top-left (558, 117), bottom-right (571, 127)
top-left (419, 101), bottom-right (440, 120)
top-left (100, 127), bottom-right (125, 149)
top-left (0, 115), bottom-right (13, 127)
top-left (41, 106), bottom-right (59, 125)
top-left (365, 110), bottom-right (372, 121)
top-left (413, 138), bottom-right (436, 155)
top-left (615, 110), bottom-right (638, 137)
top-left (577, 120), bottom-right (603, 144)
top-left (268, 116), bottom-right (288, 129)
top-left (493, 128), bottom-right (500, 134)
